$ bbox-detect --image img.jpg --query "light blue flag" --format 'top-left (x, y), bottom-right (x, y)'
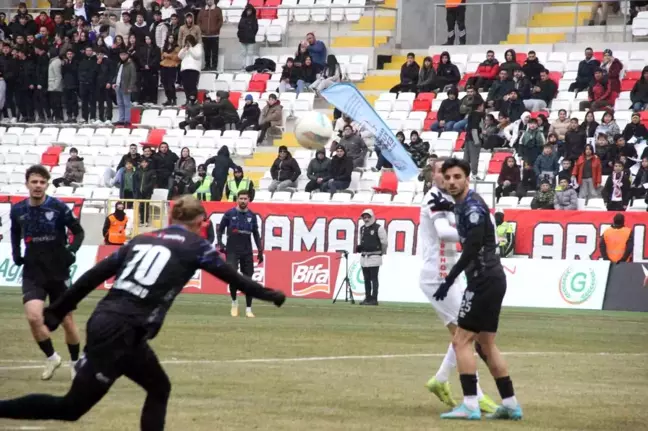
top-left (321, 83), bottom-right (420, 181)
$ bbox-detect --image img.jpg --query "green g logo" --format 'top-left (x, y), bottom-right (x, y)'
top-left (559, 266), bottom-right (596, 304)
top-left (348, 261), bottom-right (365, 298)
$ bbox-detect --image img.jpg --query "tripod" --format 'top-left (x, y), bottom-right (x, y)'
top-left (333, 251), bottom-right (355, 304)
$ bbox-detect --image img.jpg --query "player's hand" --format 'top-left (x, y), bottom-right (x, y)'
top-left (433, 280), bottom-right (451, 301)
top-left (427, 191), bottom-right (454, 212)
top-left (257, 251), bottom-right (264, 263)
top-left (13, 255), bottom-right (24, 266)
top-left (43, 307), bottom-right (62, 332)
top-left (217, 242), bottom-right (226, 253)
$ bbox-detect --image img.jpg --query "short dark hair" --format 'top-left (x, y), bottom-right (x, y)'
top-left (407, 52), bottom-right (415, 58)
top-left (25, 164), bottom-right (51, 182)
top-left (440, 157), bottom-right (470, 177)
top-left (343, 124), bottom-right (353, 131)
top-left (558, 109), bottom-right (567, 114)
top-left (237, 190), bottom-right (250, 199)
top-left (614, 159), bottom-right (624, 167)
top-left (487, 50), bottom-right (494, 55)
top-left (268, 93), bottom-right (278, 101)
top-left (528, 50), bottom-right (536, 55)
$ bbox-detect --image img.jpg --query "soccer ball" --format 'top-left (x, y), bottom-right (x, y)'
top-left (294, 111), bottom-right (333, 150)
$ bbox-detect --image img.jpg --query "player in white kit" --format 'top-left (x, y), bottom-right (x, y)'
top-left (418, 158), bottom-right (497, 413)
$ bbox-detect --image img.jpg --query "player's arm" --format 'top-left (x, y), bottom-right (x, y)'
top-left (251, 214), bottom-right (263, 261)
top-left (216, 211), bottom-right (230, 246)
top-left (445, 212), bottom-right (486, 285)
top-left (198, 242), bottom-right (283, 305)
top-left (620, 235), bottom-right (634, 262)
top-left (9, 208), bottom-right (23, 263)
top-left (599, 235), bottom-right (609, 261)
top-left (62, 204), bottom-right (84, 253)
top-left (433, 217), bottom-right (460, 243)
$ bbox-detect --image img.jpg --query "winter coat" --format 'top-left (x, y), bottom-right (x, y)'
top-left (270, 152), bottom-right (301, 182)
top-left (407, 139), bottom-right (430, 168)
top-left (237, 5), bottom-right (258, 44)
top-left (204, 146), bottom-right (239, 182)
top-left (299, 63), bottom-right (318, 84)
top-left (160, 46), bottom-right (181, 68)
top-left (133, 166), bottom-right (157, 199)
top-left (34, 54), bottom-right (49, 89)
top-left (117, 152), bottom-right (142, 171)
top-left (399, 61), bottom-right (419, 85)
top-left (179, 44), bottom-right (203, 71)
top-left (96, 57), bottom-right (116, 88)
top-left (64, 156), bottom-right (85, 183)
top-left (497, 163), bottom-right (521, 187)
top-left (580, 120), bottom-right (599, 138)
top-left (630, 67), bottom-right (648, 105)
top-left (575, 57), bottom-right (600, 85)
top-left (417, 61), bottom-right (436, 89)
top-left (435, 52), bottom-right (460, 87)
top-left (602, 58), bottom-right (623, 94)
top-left (241, 102), bottom-right (261, 124)
top-left (137, 44), bottom-right (161, 72)
top-left (549, 118), bottom-right (571, 140)
top-left (499, 49), bottom-right (518, 77)
top-left (487, 78), bottom-right (514, 102)
top-left (337, 134), bottom-right (368, 168)
top-left (437, 98), bottom-right (462, 122)
top-left (175, 156), bottom-right (197, 178)
top-left (608, 143), bottom-right (638, 168)
top-left (47, 57), bottom-right (63, 92)
top-left (531, 189), bottom-right (555, 210)
top-left (554, 188), bottom-right (578, 210)
top-left (130, 21), bottom-right (150, 44)
top-left (500, 98), bottom-right (525, 122)
top-left (513, 76), bottom-right (532, 100)
top-left (306, 150), bottom-right (331, 181)
top-left (519, 127), bottom-right (545, 163)
top-left (198, 5), bottom-right (223, 35)
top-left (632, 166), bottom-right (648, 189)
top-left (178, 20), bottom-right (202, 48)
top-left (34, 15), bottom-right (55, 36)
top-left (574, 154), bottom-right (602, 188)
top-left (280, 65), bottom-right (301, 86)
top-left (519, 167), bottom-right (536, 193)
top-left (622, 122), bottom-right (648, 142)
top-left (155, 150), bottom-right (179, 187)
top-left (475, 58), bottom-right (499, 79)
top-left (503, 112), bottom-right (531, 146)
top-left (588, 78), bottom-right (612, 104)
top-left (77, 55), bottom-right (97, 85)
top-left (259, 102), bottom-right (283, 126)
top-left (114, 59), bottom-right (138, 93)
top-left (595, 121), bottom-right (620, 145)
top-left (563, 130), bottom-right (586, 161)
top-left (533, 153), bottom-right (559, 177)
top-left (459, 93), bottom-right (484, 117)
top-left (62, 59), bottom-right (78, 90)
top-left (522, 58), bottom-right (544, 85)
top-left (358, 209), bottom-right (388, 268)
top-left (329, 152), bottom-right (353, 182)
top-left (602, 172), bottom-right (631, 206)
top-left (533, 78), bottom-right (557, 104)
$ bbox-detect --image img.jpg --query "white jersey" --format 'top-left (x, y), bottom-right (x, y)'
top-left (419, 186), bottom-right (460, 282)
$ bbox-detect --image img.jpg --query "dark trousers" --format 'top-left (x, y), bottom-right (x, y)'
top-left (140, 70), bottom-right (159, 104)
top-left (238, 118), bottom-right (258, 131)
top-left (569, 80), bottom-right (589, 93)
top-left (79, 83), bottom-right (96, 121)
top-left (97, 86), bottom-right (113, 121)
top-left (53, 177), bottom-right (72, 187)
top-left (17, 88), bottom-right (34, 120)
top-left (48, 91), bottom-right (63, 121)
top-left (33, 88), bottom-right (49, 121)
top-left (202, 36), bottom-right (219, 70)
top-left (160, 67), bottom-right (177, 102)
top-left (466, 76), bottom-right (494, 91)
top-left (64, 89), bottom-right (78, 120)
top-left (361, 266), bottom-right (380, 301)
top-left (226, 252), bottom-right (254, 307)
top-left (121, 189), bottom-right (134, 208)
top-left (607, 201), bottom-right (626, 211)
top-left (139, 201), bottom-right (151, 224)
top-left (256, 121), bottom-right (272, 143)
top-left (3, 81), bottom-right (17, 118)
top-left (305, 179), bottom-right (324, 192)
top-left (495, 183), bottom-right (516, 200)
top-left (210, 179), bottom-right (226, 201)
top-left (180, 70), bottom-right (199, 102)
top-left (389, 83), bottom-right (416, 93)
top-left (445, 4), bottom-right (467, 44)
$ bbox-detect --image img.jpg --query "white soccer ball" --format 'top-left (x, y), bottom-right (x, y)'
top-left (294, 111), bottom-right (333, 150)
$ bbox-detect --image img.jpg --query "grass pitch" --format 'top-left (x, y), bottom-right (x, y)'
top-left (0, 289), bottom-right (647, 431)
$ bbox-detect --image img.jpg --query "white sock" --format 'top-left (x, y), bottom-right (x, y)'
top-left (502, 396), bottom-right (518, 409)
top-left (246, 307), bottom-right (252, 313)
top-left (47, 352), bottom-right (60, 361)
top-left (476, 372), bottom-right (484, 399)
top-left (463, 395), bottom-right (479, 411)
top-left (434, 343), bottom-right (456, 383)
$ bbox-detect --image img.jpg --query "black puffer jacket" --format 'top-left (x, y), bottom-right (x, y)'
top-left (399, 60), bottom-right (419, 85)
top-left (155, 147), bottom-right (179, 188)
top-left (435, 51), bottom-right (460, 87)
top-left (137, 44), bottom-right (161, 72)
top-left (77, 55), bottom-right (97, 85)
top-left (241, 102), bottom-right (261, 123)
top-left (237, 4), bottom-right (258, 44)
top-left (96, 57), bottom-right (115, 88)
top-left (205, 146), bottom-right (239, 182)
top-left (307, 149), bottom-right (331, 181)
top-left (62, 58), bottom-right (78, 89)
top-left (328, 147), bottom-right (353, 182)
top-left (270, 151), bottom-right (301, 182)
top-left (630, 67), bottom-right (648, 105)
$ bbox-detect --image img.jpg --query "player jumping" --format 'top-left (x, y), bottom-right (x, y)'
top-left (418, 158), bottom-right (497, 414)
top-left (10, 165), bottom-right (84, 380)
top-left (434, 158), bottom-right (522, 421)
top-left (0, 195), bottom-right (286, 429)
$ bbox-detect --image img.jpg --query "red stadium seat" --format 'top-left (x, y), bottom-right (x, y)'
top-left (459, 72), bottom-right (474, 88)
top-left (251, 73), bottom-right (271, 81)
top-left (432, 54), bottom-right (440, 66)
top-left (412, 99), bottom-right (431, 112)
top-left (426, 111), bottom-right (437, 121)
top-left (259, 8), bottom-right (278, 19)
top-left (373, 171), bottom-right (398, 195)
top-left (247, 80), bottom-right (267, 92)
top-left (454, 138), bottom-right (464, 151)
top-left (492, 151), bottom-right (513, 162)
top-left (621, 79), bottom-right (637, 92)
top-left (640, 111), bottom-right (648, 121)
top-left (249, 0), bottom-right (263, 6)
top-left (625, 71), bottom-right (641, 80)
top-left (197, 90), bottom-right (207, 103)
top-left (130, 108), bottom-right (141, 125)
top-left (423, 119), bottom-right (434, 130)
top-left (229, 91), bottom-right (241, 109)
top-left (459, 131), bottom-right (466, 140)
top-left (488, 160), bottom-right (503, 174)
top-left (593, 51), bottom-right (604, 62)
top-left (417, 92), bottom-right (435, 102)
top-left (516, 53), bottom-right (527, 65)
top-left (41, 153), bottom-right (59, 167)
top-left (530, 110), bottom-right (550, 119)
top-left (147, 129), bottom-right (167, 146)
top-left (266, 0), bottom-right (282, 5)
top-left (46, 146), bottom-right (64, 155)
top-left (548, 72), bottom-right (562, 86)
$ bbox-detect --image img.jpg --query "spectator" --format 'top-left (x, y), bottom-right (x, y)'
top-left (296, 56), bottom-right (318, 96)
top-left (603, 160), bottom-right (631, 211)
top-left (198, 0), bottom-right (222, 71)
top-left (46, 49), bottom-right (63, 123)
top-left (563, 117), bottom-right (586, 164)
top-left (486, 69), bottom-right (513, 110)
top-left (494, 211), bottom-right (515, 258)
top-left (630, 66), bottom-right (648, 112)
top-left (432, 51), bottom-right (460, 91)
top-left (239, 94), bottom-right (260, 131)
top-left (278, 57), bottom-right (300, 93)
top-left (335, 124), bottom-right (368, 168)
top-left (205, 145), bottom-right (239, 201)
top-left (178, 34), bottom-right (202, 104)
top-left (114, 11), bottom-right (132, 40)
top-left (178, 12), bottom-right (201, 48)
top-left (168, 170), bottom-right (195, 200)
top-left (77, 45), bottom-right (96, 124)
top-left (175, 147), bottom-right (196, 178)
top-left (512, 67), bottom-right (532, 101)
top-left (118, 159), bottom-right (137, 203)
top-left (457, 85), bottom-right (483, 128)
top-left (569, 47), bottom-right (600, 93)
top-left (416, 56), bottom-right (436, 93)
top-left (595, 133), bottom-right (614, 175)
top-left (159, 34), bottom-right (180, 106)
top-left (499, 49), bottom-right (519, 78)
top-left (53, 147), bottom-right (85, 187)
top-left (537, 114), bottom-right (551, 139)
top-left (503, 110), bottom-right (531, 148)
top-left (155, 142), bottom-right (179, 189)
top-left (466, 50), bottom-right (499, 91)
top-left (530, 180), bottom-right (555, 209)
top-left (95, 48), bottom-right (114, 125)
top-left (499, 89), bottom-right (525, 122)
top-left (323, 145), bottom-right (353, 193)
top-left (311, 54), bottom-right (341, 94)
top-left (517, 160), bottom-right (537, 198)
top-left (623, 112), bottom-right (648, 142)
top-left (482, 113), bottom-right (504, 150)
top-left (609, 135), bottom-right (638, 169)
top-left (237, 4), bottom-right (258, 70)
top-left (595, 111), bottom-right (620, 145)
top-left (294, 43), bottom-right (308, 67)
top-left (554, 177), bottom-right (578, 210)
top-left (524, 69), bottom-right (557, 112)
top-left (32, 44), bottom-right (49, 123)
top-left (150, 11), bottom-right (166, 48)
top-left (62, 48), bottom-right (79, 122)
top-left (580, 110), bottom-right (599, 138)
top-left (191, 164), bottom-right (212, 201)
top-left (305, 149), bottom-right (331, 192)
top-left (406, 131), bottom-right (430, 168)
top-left (113, 48), bottom-right (137, 126)
top-left (601, 49), bottom-right (622, 96)
top-left (389, 52), bottom-right (419, 93)
top-left (534, 143), bottom-right (559, 184)
top-left (161, 0), bottom-right (176, 21)
top-left (102, 201), bottom-right (128, 245)
top-left (167, 14), bottom-right (181, 42)
top-left (117, 144), bottom-right (142, 170)
top-left (557, 158), bottom-right (576, 186)
top-left (417, 155), bottom-right (436, 193)
top-left (463, 102), bottom-right (484, 179)
top-left (225, 166), bottom-right (255, 201)
top-left (130, 13), bottom-right (149, 45)
top-left (141, 146), bottom-right (158, 171)
top-left (519, 117), bottom-right (545, 164)
top-left (376, 131), bottom-right (402, 171)
top-left (631, 157), bottom-right (648, 200)
top-left (549, 109), bottom-right (570, 141)
top-left (495, 156), bottom-right (520, 200)
top-left (269, 145), bottom-right (300, 192)
top-left (579, 69), bottom-right (613, 112)
top-left (305, 32), bottom-right (326, 69)
top-left (522, 50), bottom-right (544, 86)
top-left (204, 90), bottom-right (240, 130)
top-left (137, 34), bottom-right (160, 105)
top-left (431, 87), bottom-right (462, 132)
top-left (256, 93), bottom-right (283, 144)
top-left (134, 157), bottom-right (157, 225)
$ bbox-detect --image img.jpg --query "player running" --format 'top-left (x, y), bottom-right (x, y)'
top-left (0, 195), bottom-right (286, 429)
top-left (418, 158), bottom-right (497, 414)
top-left (217, 190), bottom-right (264, 318)
top-left (10, 165), bottom-right (84, 380)
top-left (434, 158), bottom-right (522, 421)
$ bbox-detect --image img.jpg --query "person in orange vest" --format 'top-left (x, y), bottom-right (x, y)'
top-left (445, 0), bottom-right (467, 46)
top-left (102, 202), bottom-right (129, 245)
top-left (600, 213), bottom-right (633, 263)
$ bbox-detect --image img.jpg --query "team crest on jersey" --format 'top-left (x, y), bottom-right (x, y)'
top-left (469, 212), bottom-right (480, 224)
top-left (247, 217), bottom-right (252, 222)
top-left (45, 211), bottom-right (54, 221)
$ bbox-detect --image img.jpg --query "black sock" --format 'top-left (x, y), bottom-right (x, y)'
top-left (459, 374), bottom-right (478, 396)
top-left (68, 343), bottom-right (80, 361)
top-left (475, 342), bottom-right (488, 364)
top-left (245, 295), bottom-right (252, 308)
top-left (37, 339), bottom-right (55, 358)
top-left (229, 286), bottom-right (237, 301)
top-left (495, 376), bottom-right (515, 399)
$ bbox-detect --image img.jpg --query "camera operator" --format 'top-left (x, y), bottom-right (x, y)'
top-left (356, 209), bottom-right (387, 306)
top-left (167, 170), bottom-right (195, 199)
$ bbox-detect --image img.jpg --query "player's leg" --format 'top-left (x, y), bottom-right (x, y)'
top-left (226, 252), bottom-right (240, 317)
top-left (50, 281), bottom-right (82, 379)
top-left (240, 253), bottom-right (255, 317)
top-left (122, 343), bottom-right (172, 431)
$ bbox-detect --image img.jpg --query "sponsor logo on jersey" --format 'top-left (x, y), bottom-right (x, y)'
top-left (291, 255), bottom-right (331, 297)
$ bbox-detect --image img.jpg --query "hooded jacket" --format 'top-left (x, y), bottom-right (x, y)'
top-left (417, 57), bottom-right (436, 89)
top-left (241, 101), bottom-right (261, 124)
top-left (406, 136), bottom-right (430, 168)
top-left (358, 208), bottom-right (388, 268)
top-left (563, 128), bottom-right (586, 161)
top-left (435, 51), bottom-right (460, 86)
top-left (133, 164), bottom-right (157, 199)
top-left (175, 150), bottom-right (197, 178)
top-left (178, 13), bottom-right (202, 47)
top-left (306, 149), bottom-right (331, 181)
top-left (329, 146), bottom-right (353, 182)
top-left (198, 2), bottom-right (223, 35)
top-left (522, 57), bottom-right (544, 85)
top-left (155, 147), bottom-right (179, 187)
top-left (630, 67), bottom-right (648, 105)
top-left (500, 96), bottom-right (525, 122)
top-left (576, 56), bottom-right (600, 85)
top-left (499, 49), bottom-right (519, 78)
top-left (260, 100), bottom-right (283, 126)
top-left (62, 57), bottom-right (78, 90)
top-left (437, 95), bottom-right (462, 122)
top-left (554, 187), bottom-right (578, 210)
top-left (237, 4), bottom-right (258, 44)
top-left (270, 150), bottom-right (301, 182)
top-left (399, 60), bottom-right (419, 85)
top-left (204, 146), bottom-right (239, 182)
top-left (337, 133), bottom-right (368, 168)
top-left (533, 152), bottom-right (559, 177)
top-left (137, 43), bottom-right (162, 72)
top-left (280, 62), bottom-right (301, 86)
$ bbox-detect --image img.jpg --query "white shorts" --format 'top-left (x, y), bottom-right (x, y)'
top-left (419, 274), bottom-right (465, 327)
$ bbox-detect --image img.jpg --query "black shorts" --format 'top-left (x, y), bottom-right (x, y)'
top-left (458, 269), bottom-right (507, 333)
top-left (21, 278), bottom-right (69, 304)
top-left (226, 252), bottom-right (254, 277)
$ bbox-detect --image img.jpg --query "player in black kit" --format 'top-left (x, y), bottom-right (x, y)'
top-left (10, 165), bottom-right (85, 381)
top-left (433, 158), bottom-right (523, 421)
top-left (0, 195), bottom-right (286, 430)
top-left (217, 190), bottom-right (264, 318)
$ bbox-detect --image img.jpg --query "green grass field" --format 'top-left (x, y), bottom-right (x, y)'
top-left (0, 289), bottom-right (647, 431)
